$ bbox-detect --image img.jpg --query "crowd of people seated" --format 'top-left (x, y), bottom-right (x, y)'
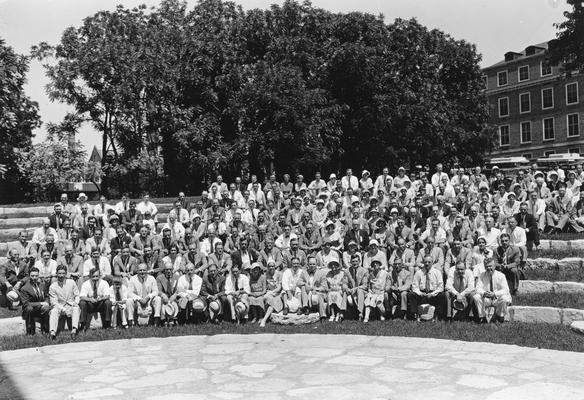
top-left (0, 162), bottom-right (582, 338)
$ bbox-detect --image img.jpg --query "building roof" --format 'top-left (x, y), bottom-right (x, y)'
top-left (483, 41), bottom-right (549, 70)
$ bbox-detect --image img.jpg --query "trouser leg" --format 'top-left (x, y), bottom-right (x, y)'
top-left (503, 267), bottom-right (520, 294)
top-left (151, 296), bottom-right (162, 317)
top-left (494, 298), bottom-right (508, 318)
top-left (49, 307), bottom-right (61, 333)
top-left (126, 299), bottom-right (135, 322)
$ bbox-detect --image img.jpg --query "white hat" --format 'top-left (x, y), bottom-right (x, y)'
top-left (325, 220), bottom-right (335, 228)
top-left (329, 173), bottom-right (337, 179)
top-left (209, 300), bottom-right (222, 314)
top-left (137, 304), bottom-right (152, 325)
top-left (362, 170), bottom-right (370, 176)
top-left (369, 239), bottom-right (379, 246)
top-left (418, 304), bottom-right (435, 321)
top-left (390, 207), bottom-right (399, 214)
top-left (316, 198), bottom-right (325, 205)
top-left (192, 298), bottom-right (207, 312)
top-left (6, 290), bottom-right (19, 302)
top-left (235, 301), bottom-right (247, 316)
top-left (77, 192), bottom-right (87, 201)
top-left (163, 302), bottom-right (178, 319)
top-left (287, 297), bottom-right (301, 313)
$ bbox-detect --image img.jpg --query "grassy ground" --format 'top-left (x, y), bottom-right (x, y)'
top-left (513, 292), bottom-right (584, 309)
top-left (0, 307), bottom-right (20, 319)
top-left (523, 267), bottom-right (584, 282)
top-left (528, 248), bottom-right (584, 259)
top-left (1, 319), bottom-right (584, 353)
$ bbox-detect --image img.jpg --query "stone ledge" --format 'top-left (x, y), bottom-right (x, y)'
top-left (508, 306), bottom-right (584, 325)
top-left (518, 280), bottom-right (584, 294)
top-left (539, 239), bottom-right (584, 250)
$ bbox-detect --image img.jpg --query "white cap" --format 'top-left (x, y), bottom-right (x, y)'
top-left (329, 173), bottom-right (337, 179)
top-left (369, 239), bottom-right (379, 246)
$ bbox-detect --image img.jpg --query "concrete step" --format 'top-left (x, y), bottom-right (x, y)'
top-left (539, 239), bottom-right (584, 251)
top-left (0, 203), bottom-right (177, 219)
top-left (0, 217), bottom-right (46, 229)
top-left (526, 257), bottom-right (584, 270)
top-left (508, 305), bottom-right (584, 325)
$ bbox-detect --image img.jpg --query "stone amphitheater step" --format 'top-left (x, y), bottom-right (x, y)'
top-left (0, 203), bottom-right (176, 218)
top-left (538, 239), bottom-right (584, 250)
top-left (519, 280), bottom-right (584, 294)
top-left (508, 306), bottom-right (584, 325)
top-left (526, 257), bottom-right (584, 270)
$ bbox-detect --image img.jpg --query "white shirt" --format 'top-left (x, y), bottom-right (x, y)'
top-left (137, 201), bottom-right (158, 217)
top-left (82, 257), bottom-right (112, 277)
top-left (275, 233), bottom-right (298, 251)
top-left (281, 267), bottom-right (303, 292)
top-left (80, 279), bottom-right (110, 298)
top-left (176, 274), bottom-right (203, 297)
top-left (33, 259), bottom-right (57, 279)
top-left (476, 270), bottom-right (511, 302)
top-left (162, 221), bottom-right (186, 241)
top-left (478, 227), bottom-right (501, 250)
top-left (32, 227), bottom-right (57, 246)
top-left (506, 226), bottom-right (527, 247)
top-left (341, 175), bottom-right (359, 191)
top-left (224, 273), bottom-right (251, 295)
top-left (128, 274), bottom-right (159, 300)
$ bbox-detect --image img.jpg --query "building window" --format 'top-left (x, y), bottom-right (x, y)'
top-left (520, 121), bottom-right (531, 143)
top-left (568, 113), bottom-right (580, 137)
top-left (519, 92), bottom-right (531, 113)
top-left (542, 88), bottom-right (554, 109)
top-left (522, 153), bottom-right (533, 159)
top-left (544, 150), bottom-right (555, 157)
top-left (543, 118), bottom-right (555, 141)
top-left (498, 97), bottom-right (509, 117)
top-left (497, 71), bottom-right (508, 87)
top-left (518, 65), bottom-right (529, 82)
top-left (566, 82), bottom-right (579, 105)
top-left (541, 60), bottom-right (552, 77)
top-left (569, 148), bottom-right (580, 154)
top-left (499, 125), bottom-right (510, 146)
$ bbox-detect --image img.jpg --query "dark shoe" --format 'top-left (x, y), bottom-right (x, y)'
top-left (50, 332), bottom-right (56, 340)
top-left (154, 317), bottom-right (161, 327)
top-left (282, 307), bottom-right (289, 316)
top-left (303, 307), bottom-right (310, 315)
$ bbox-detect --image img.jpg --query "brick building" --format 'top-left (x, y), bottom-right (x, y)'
top-left (483, 41), bottom-right (584, 159)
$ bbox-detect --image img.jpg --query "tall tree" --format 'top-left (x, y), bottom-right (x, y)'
top-left (549, 0), bottom-right (584, 73)
top-left (0, 38), bottom-right (41, 202)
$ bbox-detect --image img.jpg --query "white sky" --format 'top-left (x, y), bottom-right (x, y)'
top-left (0, 0), bottom-right (570, 151)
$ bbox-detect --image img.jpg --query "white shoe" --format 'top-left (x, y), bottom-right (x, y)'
top-left (328, 315), bottom-right (335, 322)
top-left (363, 318), bottom-right (369, 323)
top-left (334, 314), bottom-right (340, 322)
top-left (259, 320), bottom-right (266, 328)
top-left (380, 315), bottom-right (386, 321)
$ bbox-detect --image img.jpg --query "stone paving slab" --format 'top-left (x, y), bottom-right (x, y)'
top-left (2, 334), bottom-right (584, 400)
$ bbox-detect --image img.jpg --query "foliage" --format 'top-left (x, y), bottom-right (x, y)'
top-left (549, 0), bottom-right (584, 73)
top-left (0, 38), bottom-right (41, 202)
top-left (33, 0), bottom-right (493, 194)
top-left (22, 139), bottom-right (88, 202)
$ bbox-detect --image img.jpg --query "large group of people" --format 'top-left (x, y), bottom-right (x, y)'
top-left (1, 161), bottom-right (582, 338)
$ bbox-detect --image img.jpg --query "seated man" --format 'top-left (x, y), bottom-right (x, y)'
top-left (298, 256), bottom-right (327, 318)
top-left (389, 259), bottom-right (412, 319)
top-left (127, 263), bottom-right (162, 326)
top-left (407, 255), bottom-right (445, 321)
top-left (345, 254), bottom-right (368, 320)
top-left (200, 263), bottom-right (226, 323)
top-left (109, 276), bottom-right (129, 329)
top-left (112, 246), bottom-right (139, 283)
top-left (0, 249), bottom-right (29, 308)
top-left (473, 257), bottom-right (511, 323)
top-left (79, 267), bottom-right (112, 331)
top-left (445, 262), bottom-right (475, 321)
top-left (176, 263), bottom-right (206, 323)
top-left (224, 264), bottom-right (250, 323)
top-left (48, 265), bottom-right (80, 339)
top-left (494, 233), bottom-right (521, 295)
top-left (20, 267), bottom-right (50, 335)
top-left (56, 244), bottom-right (83, 283)
top-left (83, 247), bottom-right (112, 283)
top-left (281, 257), bottom-right (305, 315)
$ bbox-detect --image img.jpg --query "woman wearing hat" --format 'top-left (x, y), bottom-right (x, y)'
top-left (363, 260), bottom-right (389, 322)
top-left (323, 260), bottom-right (348, 322)
top-left (566, 171), bottom-right (581, 206)
top-left (259, 261), bottom-right (283, 327)
top-left (248, 263), bottom-right (267, 324)
top-left (359, 170), bottom-right (374, 192)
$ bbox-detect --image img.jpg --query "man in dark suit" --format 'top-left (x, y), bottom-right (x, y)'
top-left (121, 201), bottom-right (143, 232)
top-left (156, 263), bottom-right (179, 325)
top-left (230, 237), bottom-right (259, 269)
top-left (515, 202), bottom-right (540, 250)
top-left (20, 267), bottom-right (50, 335)
top-left (79, 216), bottom-right (98, 241)
top-left (494, 233), bottom-right (522, 295)
top-left (343, 219), bottom-right (370, 251)
top-left (49, 203), bottom-right (67, 230)
top-left (0, 249), bottom-right (30, 308)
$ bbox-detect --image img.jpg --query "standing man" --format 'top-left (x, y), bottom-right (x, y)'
top-left (48, 265), bottom-right (80, 339)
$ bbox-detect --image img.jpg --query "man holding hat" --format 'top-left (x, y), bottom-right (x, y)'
top-left (200, 263), bottom-right (226, 322)
top-left (156, 262), bottom-right (179, 324)
top-left (224, 263), bottom-right (250, 322)
top-left (176, 263), bottom-right (205, 323)
top-left (127, 263), bottom-right (161, 326)
top-left (473, 257), bottom-right (511, 323)
top-left (79, 267), bottom-right (112, 330)
top-left (445, 262), bottom-right (475, 321)
top-left (407, 255), bottom-right (445, 321)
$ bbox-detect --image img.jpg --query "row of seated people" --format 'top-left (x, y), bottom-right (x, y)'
top-left (14, 249), bottom-right (510, 338)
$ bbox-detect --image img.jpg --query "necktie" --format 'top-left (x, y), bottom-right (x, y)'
top-left (235, 276), bottom-right (239, 291)
top-left (93, 281), bottom-right (98, 299)
top-left (351, 268), bottom-right (357, 284)
top-left (35, 284), bottom-right (41, 299)
top-left (115, 287), bottom-right (121, 301)
top-left (188, 277), bottom-right (193, 290)
top-left (455, 275), bottom-right (464, 293)
top-left (83, 215), bottom-right (87, 228)
top-left (489, 275), bottom-right (494, 292)
top-left (425, 272), bottom-right (431, 292)
top-left (56, 216), bottom-right (60, 230)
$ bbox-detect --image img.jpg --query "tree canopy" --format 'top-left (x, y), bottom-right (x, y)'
top-left (34, 0), bottom-right (493, 195)
top-left (0, 38), bottom-right (41, 202)
top-left (549, 0), bottom-right (584, 73)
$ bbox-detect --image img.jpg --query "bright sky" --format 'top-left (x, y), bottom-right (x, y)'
top-left (0, 0), bottom-right (570, 151)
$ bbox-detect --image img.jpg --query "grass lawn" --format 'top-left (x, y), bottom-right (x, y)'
top-left (523, 267), bottom-right (584, 282)
top-left (513, 292), bottom-right (584, 309)
top-left (1, 319), bottom-right (584, 353)
top-left (0, 307), bottom-right (20, 319)
top-left (528, 248), bottom-right (584, 259)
